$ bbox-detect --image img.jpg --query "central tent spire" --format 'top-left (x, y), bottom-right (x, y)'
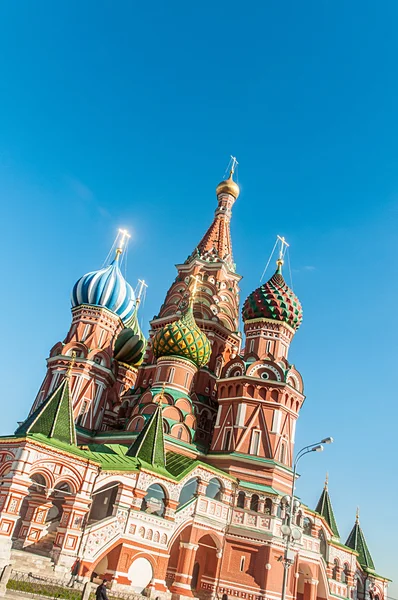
top-left (195, 157), bottom-right (240, 271)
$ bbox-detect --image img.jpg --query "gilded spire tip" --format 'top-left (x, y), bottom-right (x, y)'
top-left (324, 472), bottom-right (329, 490)
top-left (356, 506), bottom-right (360, 524)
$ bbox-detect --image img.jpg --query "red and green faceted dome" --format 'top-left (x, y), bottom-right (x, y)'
top-left (152, 305), bottom-right (211, 368)
top-left (242, 263), bottom-right (303, 330)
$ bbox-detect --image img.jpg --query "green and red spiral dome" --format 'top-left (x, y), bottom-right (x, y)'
top-left (242, 261), bottom-right (303, 331)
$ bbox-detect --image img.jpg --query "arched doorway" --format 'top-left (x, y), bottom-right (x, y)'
top-left (192, 534), bottom-right (219, 594)
top-left (191, 562), bottom-right (200, 591)
top-left (128, 557), bottom-right (153, 593)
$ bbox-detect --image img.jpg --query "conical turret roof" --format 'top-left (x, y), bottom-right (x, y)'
top-left (15, 378), bottom-right (76, 445)
top-left (315, 479), bottom-right (340, 538)
top-left (126, 404), bottom-right (166, 470)
top-left (345, 513), bottom-right (375, 571)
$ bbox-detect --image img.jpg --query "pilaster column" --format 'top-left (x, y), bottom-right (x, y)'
top-left (258, 499), bottom-right (265, 513)
top-left (164, 499), bottom-right (178, 521)
top-left (304, 578), bottom-right (318, 600)
top-left (169, 542), bottom-right (198, 597)
top-left (51, 495), bottom-right (91, 571)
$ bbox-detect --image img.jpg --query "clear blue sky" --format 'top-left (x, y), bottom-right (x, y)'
top-left (0, 0), bottom-right (396, 589)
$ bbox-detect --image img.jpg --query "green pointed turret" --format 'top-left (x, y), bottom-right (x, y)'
top-left (15, 378), bottom-right (76, 445)
top-left (126, 404), bottom-right (166, 470)
top-left (315, 477), bottom-right (340, 538)
top-left (345, 512), bottom-right (375, 571)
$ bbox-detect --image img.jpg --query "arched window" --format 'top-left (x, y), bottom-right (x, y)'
top-left (178, 478), bottom-right (199, 507)
top-left (168, 368), bottom-right (175, 383)
top-left (177, 427), bottom-right (183, 440)
top-left (250, 494), bottom-right (259, 512)
top-left (295, 510), bottom-right (303, 527)
top-left (264, 498), bottom-right (272, 515)
top-left (141, 484), bottom-right (166, 517)
top-left (332, 559), bottom-right (339, 581)
top-left (206, 478), bottom-right (222, 501)
top-left (280, 443), bottom-right (286, 464)
top-left (318, 529), bottom-right (327, 561)
top-left (341, 563), bottom-right (349, 584)
top-left (237, 491), bottom-right (245, 509)
top-left (303, 517), bottom-right (312, 536)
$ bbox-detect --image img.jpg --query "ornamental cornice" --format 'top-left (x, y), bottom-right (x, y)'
top-left (22, 439), bottom-right (101, 468)
top-left (244, 317), bottom-right (295, 335)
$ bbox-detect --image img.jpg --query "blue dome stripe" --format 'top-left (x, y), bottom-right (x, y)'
top-left (71, 259), bottom-right (136, 323)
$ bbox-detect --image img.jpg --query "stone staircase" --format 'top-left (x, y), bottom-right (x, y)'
top-left (10, 531), bottom-right (57, 577)
top-left (11, 548), bottom-right (55, 577)
top-left (24, 531), bottom-right (57, 557)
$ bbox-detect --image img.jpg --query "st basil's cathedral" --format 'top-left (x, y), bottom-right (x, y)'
top-left (0, 165), bottom-right (389, 600)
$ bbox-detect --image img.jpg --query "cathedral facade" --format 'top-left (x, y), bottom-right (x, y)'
top-left (0, 168), bottom-right (389, 600)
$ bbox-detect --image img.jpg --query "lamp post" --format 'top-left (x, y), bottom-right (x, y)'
top-left (280, 437), bottom-right (333, 600)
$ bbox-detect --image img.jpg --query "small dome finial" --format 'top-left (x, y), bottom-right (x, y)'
top-left (324, 472), bottom-right (329, 490)
top-left (216, 156), bottom-right (240, 199)
top-left (356, 506), bottom-right (360, 524)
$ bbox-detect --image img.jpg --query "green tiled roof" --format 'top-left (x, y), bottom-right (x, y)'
top-left (126, 404), bottom-right (166, 471)
top-left (315, 486), bottom-right (340, 538)
top-left (15, 378), bottom-right (76, 446)
top-left (345, 518), bottom-right (375, 571)
top-left (166, 452), bottom-right (196, 477)
top-left (239, 480), bottom-right (282, 496)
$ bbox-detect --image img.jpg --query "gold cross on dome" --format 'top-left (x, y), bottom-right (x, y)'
top-left (115, 228), bottom-right (131, 257)
top-left (277, 235), bottom-right (289, 260)
top-left (230, 155), bottom-right (239, 174)
top-left (66, 351), bottom-right (77, 379)
top-left (136, 279), bottom-right (148, 306)
top-left (189, 274), bottom-right (202, 304)
top-left (155, 383), bottom-right (166, 405)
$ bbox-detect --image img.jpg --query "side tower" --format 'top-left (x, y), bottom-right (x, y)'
top-left (209, 242), bottom-right (304, 494)
top-left (30, 231), bottom-right (146, 432)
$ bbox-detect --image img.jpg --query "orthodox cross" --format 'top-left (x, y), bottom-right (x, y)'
top-left (155, 382), bottom-right (166, 405)
top-left (136, 279), bottom-right (148, 306)
top-left (66, 351), bottom-right (77, 379)
top-left (324, 472), bottom-right (329, 490)
top-left (230, 155), bottom-right (239, 175)
top-left (189, 274), bottom-right (202, 305)
top-left (356, 506), bottom-right (360, 523)
top-left (277, 235), bottom-right (289, 261)
top-left (116, 228), bottom-right (131, 257)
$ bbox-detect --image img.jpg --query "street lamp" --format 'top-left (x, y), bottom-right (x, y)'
top-left (280, 437), bottom-right (333, 600)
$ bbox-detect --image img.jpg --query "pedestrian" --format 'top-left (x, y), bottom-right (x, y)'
top-left (96, 579), bottom-right (109, 600)
top-left (68, 559), bottom-right (80, 587)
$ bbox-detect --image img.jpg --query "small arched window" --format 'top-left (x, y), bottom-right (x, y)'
top-left (303, 517), bottom-right (312, 536)
top-left (250, 494), bottom-right (259, 512)
top-left (237, 491), bottom-right (245, 508)
top-left (319, 529), bottom-right (327, 561)
top-left (280, 443), bottom-right (286, 464)
top-left (264, 498), bottom-right (273, 515)
top-left (141, 484), bottom-right (166, 518)
top-left (178, 478), bottom-right (199, 507)
top-left (168, 368), bottom-right (175, 383)
top-left (295, 510), bottom-right (303, 527)
top-left (341, 563), bottom-right (349, 584)
top-left (332, 559), bottom-right (339, 581)
top-left (206, 478), bottom-right (222, 501)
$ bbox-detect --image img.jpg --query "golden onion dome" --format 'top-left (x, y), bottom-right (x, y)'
top-left (152, 305), bottom-right (211, 368)
top-left (216, 172), bottom-right (240, 199)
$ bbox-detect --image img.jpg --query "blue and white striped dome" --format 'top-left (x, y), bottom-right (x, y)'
top-left (71, 257), bottom-right (136, 323)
